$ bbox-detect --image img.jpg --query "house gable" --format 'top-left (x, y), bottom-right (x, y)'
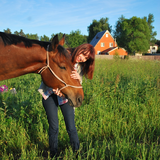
top-left (90, 30), bottom-right (106, 47)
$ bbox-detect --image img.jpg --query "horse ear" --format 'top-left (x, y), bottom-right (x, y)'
top-left (59, 34), bottom-right (65, 46)
top-left (51, 34), bottom-right (59, 51)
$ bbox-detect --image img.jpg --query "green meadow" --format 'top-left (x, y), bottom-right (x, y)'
top-left (0, 59), bottom-right (160, 160)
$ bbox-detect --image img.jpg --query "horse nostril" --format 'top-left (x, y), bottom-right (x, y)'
top-left (77, 96), bottom-right (82, 105)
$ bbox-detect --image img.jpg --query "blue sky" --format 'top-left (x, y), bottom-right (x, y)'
top-left (0, 0), bottom-right (159, 40)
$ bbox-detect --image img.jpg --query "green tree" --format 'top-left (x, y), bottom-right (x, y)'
top-left (13, 29), bottom-right (26, 37)
top-left (114, 16), bottom-right (150, 54)
top-left (26, 33), bottom-right (39, 40)
top-left (156, 40), bottom-right (160, 53)
top-left (19, 29), bottom-right (26, 37)
top-left (143, 13), bottom-right (157, 45)
top-left (14, 31), bottom-right (19, 35)
top-left (40, 35), bottom-right (50, 41)
top-left (87, 17), bottom-right (112, 43)
top-left (4, 28), bottom-right (12, 34)
top-left (156, 40), bottom-right (160, 46)
top-left (65, 30), bottom-right (87, 48)
top-left (157, 46), bottom-right (160, 53)
top-left (114, 15), bottom-right (126, 48)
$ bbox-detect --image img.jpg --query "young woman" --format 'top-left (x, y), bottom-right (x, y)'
top-left (38, 43), bottom-right (95, 158)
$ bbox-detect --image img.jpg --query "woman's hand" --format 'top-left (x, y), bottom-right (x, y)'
top-left (53, 88), bottom-right (62, 97)
top-left (70, 70), bottom-right (81, 82)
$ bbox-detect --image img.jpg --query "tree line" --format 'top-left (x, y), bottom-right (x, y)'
top-left (2, 13), bottom-right (159, 54)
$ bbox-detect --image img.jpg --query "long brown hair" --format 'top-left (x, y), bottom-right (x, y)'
top-left (67, 43), bottom-right (95, 79)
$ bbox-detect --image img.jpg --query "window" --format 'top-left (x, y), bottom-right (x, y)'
top-left (109, 43), bottom-right (113, 47)
top-left (97, 51), bottom-right (100, 54)
top-left (101, 43), bottom-right (105, 47)
top-left (106, 34), bottom-right (108, 37)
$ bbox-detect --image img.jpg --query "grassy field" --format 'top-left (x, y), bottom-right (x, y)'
top-left (0, 59), bottom-right (160, 160)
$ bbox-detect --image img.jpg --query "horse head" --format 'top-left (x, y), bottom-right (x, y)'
top-left (41, 35), bottom-right (84, 107)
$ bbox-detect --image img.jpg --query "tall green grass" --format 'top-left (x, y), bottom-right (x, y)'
top-left (0, 59), bottom-right (160, 159)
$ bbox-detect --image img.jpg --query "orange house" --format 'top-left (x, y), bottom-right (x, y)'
top-left (90, 30), bottom-right (128, 55)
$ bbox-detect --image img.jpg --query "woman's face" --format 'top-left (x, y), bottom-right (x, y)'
top-left (76, 51), bottom-right (90, 63)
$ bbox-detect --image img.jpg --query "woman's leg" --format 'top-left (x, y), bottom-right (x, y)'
top-left (60, 102), bottom-right (79, 151)
top-left (42, 94), bottom-right (59, 157)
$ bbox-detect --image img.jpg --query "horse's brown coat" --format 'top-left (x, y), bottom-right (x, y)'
top-left (0, 32), bottom-right (84, 107)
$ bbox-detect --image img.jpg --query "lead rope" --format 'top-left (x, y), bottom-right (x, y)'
top-left (38, 45), bottom-right (82, 91)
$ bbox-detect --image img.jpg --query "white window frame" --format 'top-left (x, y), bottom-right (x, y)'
top-left (97, 51), bottom-right (100, 55)
top-left (101, 42), bottom-right (105, 47)
top-left (106, 34), bottom-right (108, 37)
top-left (109, 43), bottom-right (113, 47)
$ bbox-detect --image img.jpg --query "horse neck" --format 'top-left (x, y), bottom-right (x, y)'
top-left (0, 44), bottom-right (47, 81)
top-left (22, 45), bottom-right (47, 73)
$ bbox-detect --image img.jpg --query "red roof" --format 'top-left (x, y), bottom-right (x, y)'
top-left (99, 47), bottom-right (117, 54)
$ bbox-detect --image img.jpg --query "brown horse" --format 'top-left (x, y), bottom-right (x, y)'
top-left (0, 32), bottom-right (84, 107)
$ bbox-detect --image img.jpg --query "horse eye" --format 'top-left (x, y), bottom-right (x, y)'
top-left (60, 66), bottom-right (66, 70)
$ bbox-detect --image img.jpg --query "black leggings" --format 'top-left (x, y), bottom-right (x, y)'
top-left (42, 93), bottom-right (79, 154)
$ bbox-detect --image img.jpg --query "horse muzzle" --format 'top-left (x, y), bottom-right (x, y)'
top-left (68, 94), bottom-right (83, 108)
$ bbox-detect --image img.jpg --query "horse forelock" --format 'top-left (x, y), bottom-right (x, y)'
top-left (57, 45), bottom-right (71, 60)
top-left (0, 32), bottom-right (48, 48)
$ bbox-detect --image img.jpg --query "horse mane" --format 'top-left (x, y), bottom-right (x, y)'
top-left (0, 32), bottom-right (48, 48)
top-left (0, 32), bottom-right (69, 59)
top-left (57, 45), bottom-right (70, 59)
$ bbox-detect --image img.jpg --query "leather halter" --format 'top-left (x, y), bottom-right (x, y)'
top-left (38, 45), bottom-right (82, 91)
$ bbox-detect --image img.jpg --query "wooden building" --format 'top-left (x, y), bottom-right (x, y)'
top-left (90, 30), bottom-right (128, 56)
